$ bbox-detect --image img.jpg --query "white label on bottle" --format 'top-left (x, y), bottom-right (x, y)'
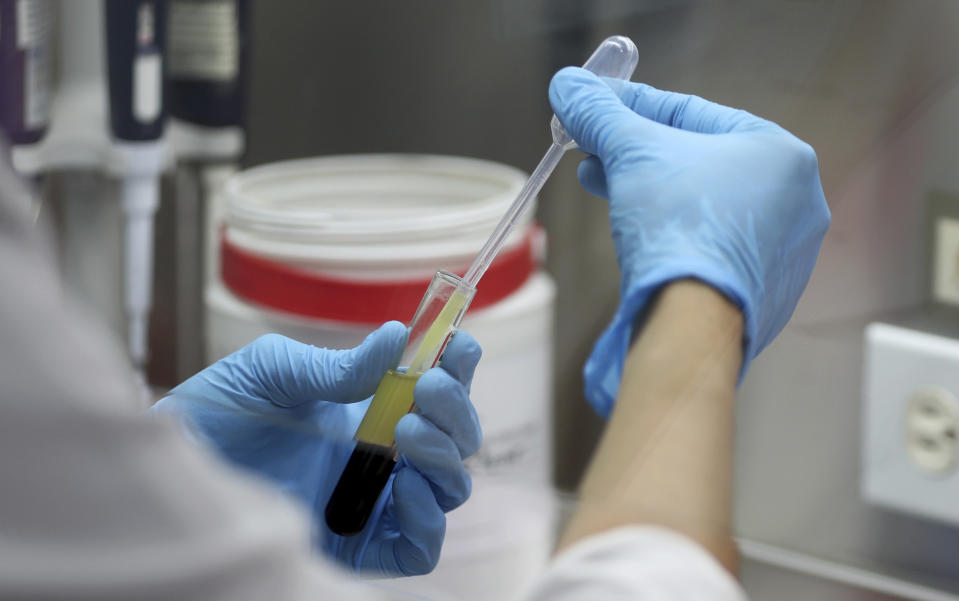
top-left (24, 46), bottom-right (50, 128)
top-left (16, 0), bottom-right (50, 49)
top-left (134, 53), bottom-right (162, 123)
top-left (169, 0), bottom-right (239, 81)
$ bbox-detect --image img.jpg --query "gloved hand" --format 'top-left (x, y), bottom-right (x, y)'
top-left (549, 67), bottom-right (830, 416)
top-left (151, 322), bottom-right (483, 576)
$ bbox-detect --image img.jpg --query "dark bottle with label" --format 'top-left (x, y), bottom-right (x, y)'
top-left (0, 0), bottom-right (52, 145)
top-left (105, 0), bottom-right (168, 141)
top-left (167, 0), bottom-right (248, 128)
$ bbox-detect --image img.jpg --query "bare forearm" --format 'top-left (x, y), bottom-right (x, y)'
top-left (558, 280), bottom-right (743, 572)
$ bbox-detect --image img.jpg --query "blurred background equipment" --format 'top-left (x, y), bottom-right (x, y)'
top-left (5, 0), bottom-right (247, 397)
top-left (104, 0), bottom-right (168, 394)
top-left (5, 1), bottom-right (959, 600)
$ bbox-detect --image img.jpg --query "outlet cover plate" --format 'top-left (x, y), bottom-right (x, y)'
top-left (932, 216), bottom-right (959, 306)
top-left (862, 323), bottom-right (959, 524)
top-left (926, 190), bottom-right (959, 308)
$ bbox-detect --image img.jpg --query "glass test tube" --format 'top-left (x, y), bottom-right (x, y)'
top-left (325, 271), bottom-right (476, 536)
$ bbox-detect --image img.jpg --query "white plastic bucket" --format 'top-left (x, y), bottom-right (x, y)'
top-left (205, 154), bottom-right (557, 600)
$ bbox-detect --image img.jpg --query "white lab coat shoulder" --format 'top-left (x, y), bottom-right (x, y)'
top-left (0, 163), bottom-right (379, 601)
top-left (525, 526), bottom-right (748, 601)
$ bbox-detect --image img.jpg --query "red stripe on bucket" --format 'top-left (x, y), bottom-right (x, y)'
top-left (221, 227), bottom-right (542, 324)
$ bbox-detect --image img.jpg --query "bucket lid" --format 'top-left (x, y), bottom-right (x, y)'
top-left (225, 155), bottom-right (532, 257)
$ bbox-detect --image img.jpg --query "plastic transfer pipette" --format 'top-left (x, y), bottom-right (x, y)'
top-left (325, 36), bottom-right (639, 537)
top-left (463, 35), bottom-right (639, 286)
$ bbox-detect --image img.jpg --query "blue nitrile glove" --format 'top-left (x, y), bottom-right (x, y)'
top-left (549, 67), bottom-right (830, 417)
top-left (151, 322), bottom-right (483, 576)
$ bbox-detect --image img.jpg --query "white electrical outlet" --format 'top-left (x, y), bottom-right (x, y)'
top-left (932, 216), bottom-right (959, 306)
top-left (862, 323), bottom-right (959, 524)
top-left (904, 387), bottom-right (959, 475)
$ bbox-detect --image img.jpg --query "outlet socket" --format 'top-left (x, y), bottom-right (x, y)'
top-left (905, 386), bottom-right (959, 476)
top-left (862, 323), bottom-right (959, 524)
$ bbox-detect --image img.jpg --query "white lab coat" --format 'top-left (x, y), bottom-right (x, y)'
top-left (0, 159), bottom-right (746, 601)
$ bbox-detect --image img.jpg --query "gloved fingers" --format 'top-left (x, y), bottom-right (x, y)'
top-left (250, 321), bottom-right (408, 408)
top-left (395, 413), bottom-right (473, 511)
top-left (549, 66), bottom-right (655, 158)
top-left (601, 76), bottom-right (777, 135)
top-left (550, 68), bottom-right (780, 158)
top-left (577, 156), bottom-right (609, 199)
top-left (378, 468), bottom-right (445, 575)
top-left (309, 321), bottom-right (409, 404)
top-left (413, 368), bottom-right (482, 459)
top-left (437, 331), bottom-right (482, 390)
